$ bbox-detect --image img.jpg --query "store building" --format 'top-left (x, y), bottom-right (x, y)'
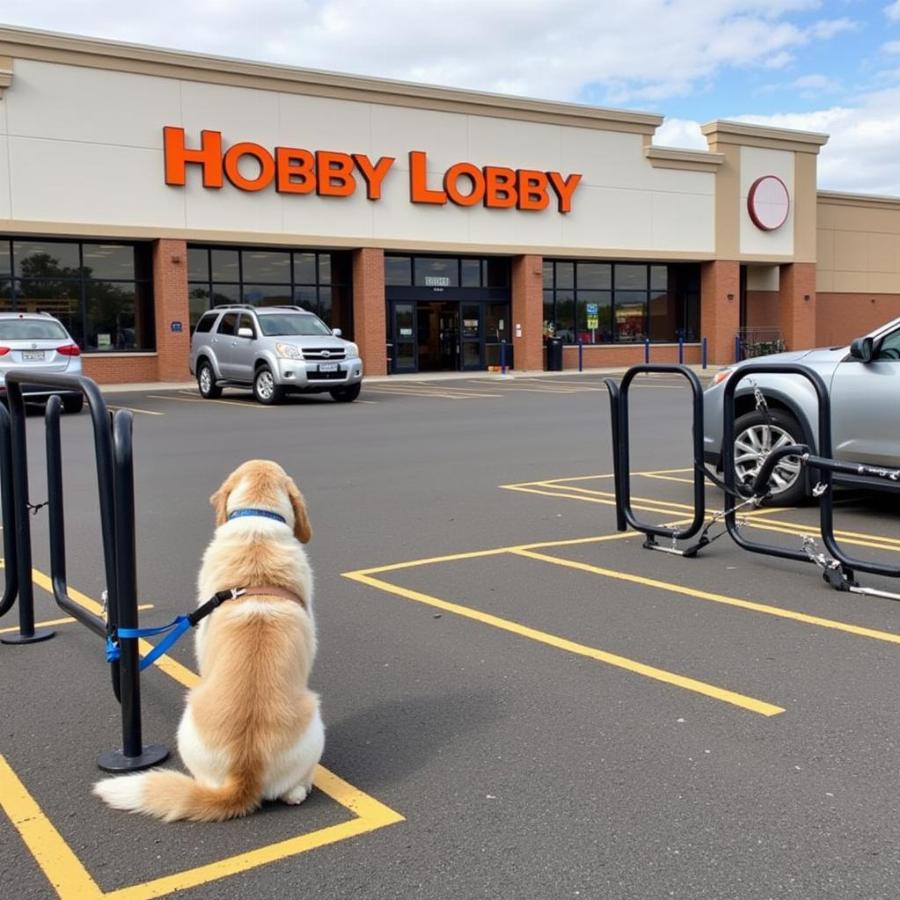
top-left (0, 26), bottom-right (898, 383)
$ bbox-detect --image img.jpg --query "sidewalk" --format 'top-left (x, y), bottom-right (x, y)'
top-left (98, 365), bottom-right (713, 394)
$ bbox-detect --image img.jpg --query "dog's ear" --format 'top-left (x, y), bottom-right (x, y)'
top-left (286, 478), bottom-right (312, 544)
top-left (210, 470), bottom-right (239, 527)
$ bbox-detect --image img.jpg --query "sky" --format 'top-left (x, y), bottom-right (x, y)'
top-left (3, 1), bottom-right (900, 194)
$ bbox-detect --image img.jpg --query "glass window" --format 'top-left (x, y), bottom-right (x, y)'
top-left (194, 312), bottom-right (217, 334)
top-left (318, 286), bottom-right (332, 324)
top-left (555, 261), bottom-right (574, 290)
top-left (543, 290), bottom-right (555, 339)
top-left (461, 259), bottom-right (481, 288)
top-left (210, 249), bottom-right (240, 281)
top-left (211, 284), bottom-right (241, 306)
top-left (577, 263), bottom-right (611, 290)
top-left (385, 256), bottom-right (412, 286)
top-left (242, 284), bottom-right (292, 306)
top-left (15, 279), bottom-right (82, 344)
top-left (0, 318), bottom-right (69, 340)
top-left (294, 252), bottom-right (316, 284)
top-left (414, 257), bottom-right (459, 287)
top-left (650, 265), bottom-right (668, 291)
top-left (554, 290), bottom-right (575, 343)
top-left (485, 303), bottom-right (509, 342)
top-left (0, 279), bottom-right (12, 313)
top-left (188, 247), bottom-right (209, 282)
top-left (542, 260), bottom-right (554, 289)
top-left (241, 250), bottom-right (290, 283)
top-left (615, 265), bottom-right (647, 290)
top-left (614, 291), bottom-right (647, 342)
top-left (189, 285), bottom-right (211, 330)
top-left (85, 281), bottom-right (152, 352)
top-left (293, 285), bottom-right (317, 312)
top-left (236, 313), bottom-right (257, 338)
top-left (217, 313), bottom-right (238, 336)
top-left (0, 242), bottom-right (10, 276)
top-left (318, 253), bottom-right (332, 285)
top-left (258, 313), bottom-right (331, 337)
top-left (14, 241), bottom-right (80, 278)
top-left (82, 244), bottom-right (136, 280)
top-left (484, 258), bottom-right (509, 288)
top-left (876, 328), bottom-right (900, 360)
top-left (649, 290), bottom-right (679, 342)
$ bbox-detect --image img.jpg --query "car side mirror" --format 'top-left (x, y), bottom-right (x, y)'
top-left (849, 336), bottom-right (874, 363)
top-left (237, 327), bottom-right (254, 339)
top-left (332, 328), bottom-right (342, 337)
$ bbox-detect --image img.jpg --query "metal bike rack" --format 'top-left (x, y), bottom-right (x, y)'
top-left (604, 365), bottom-right (706, 554)
top-left (0, 405), bottom-right (19, 621)
top-left (0, 371), bottom-right (169, 770)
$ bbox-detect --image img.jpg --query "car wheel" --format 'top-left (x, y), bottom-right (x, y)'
top-left (62, 395), bottom-right (84, 414)
top-left (197, 361), bottom-right (222, 399)
top-left (253, 366), bottom-right (284, 405)
top-left (330, 383), bottom-right (361, 403)
top-left (733, 408), bottom-right (806, 505)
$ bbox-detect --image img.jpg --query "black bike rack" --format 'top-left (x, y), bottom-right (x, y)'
top-left (604, 365), bottom-right (706, 553)
top-left (0, 371), bottom-right (169, 771)
top-left (606, 362), bottom-right (900, 599)
top-left (0, 405), bottom-right (19, 622)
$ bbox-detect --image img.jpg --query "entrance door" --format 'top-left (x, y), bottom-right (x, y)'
top-left (392, 302), bottom-right (417, 373)
top-left (416, 301), bottom-right (459, 371)
top-left (460, 303), bottom-right (483, 370)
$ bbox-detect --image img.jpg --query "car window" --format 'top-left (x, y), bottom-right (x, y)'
top-left (195, 314), bottom-right (217, 334)
top-left (258, 314), bottom-right (332, 337)
top-left (876, 329), bottom-right (900, 361)
top-left (0, 319), bottom-right (69, 341)
top-left (236, 314), bottom-right (257, 338)
top-left (216, 313), bottom-right (238, 336)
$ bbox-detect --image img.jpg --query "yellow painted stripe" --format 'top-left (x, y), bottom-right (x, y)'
top-left (106, 405), bottom-right (165, 417)
top-left (148, 394), bottom-right (270, 411)
top-left (345, 571), bottom-right (783, 716)
top-left (513, 548), bottom-right (900, 647)
top-left (0, 604), bottom-right (154, 636)
top-left (0, 754), bottom-right (103, 899)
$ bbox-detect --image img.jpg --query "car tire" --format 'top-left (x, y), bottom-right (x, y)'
top-left (197, 361), bottom-right (222, 399)
top-left (330, 383), bottom-right (361, 403)
top-left (62, 395), bottom-right (84, 414)
top-left (733, 408), bottom-right (807, 506)
top-left (253, 366), bottom-right (284, 405)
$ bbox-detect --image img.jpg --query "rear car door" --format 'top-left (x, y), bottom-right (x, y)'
top-left (213, 313), bottom-right (240, 380)
top-left (829, 326), bottom-right (900, 467)
top-left (230, 313), bottom-right (258, 384)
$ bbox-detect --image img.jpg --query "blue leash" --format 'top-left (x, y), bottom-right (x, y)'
top-left (106, 588), bottom-right (244, 671)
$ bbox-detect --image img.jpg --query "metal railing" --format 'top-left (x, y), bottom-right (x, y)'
top-left (0, 371), bottom-right (169, 770)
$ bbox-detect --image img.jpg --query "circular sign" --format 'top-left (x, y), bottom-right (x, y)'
top-left (748, 175), bottom-right (790, 231)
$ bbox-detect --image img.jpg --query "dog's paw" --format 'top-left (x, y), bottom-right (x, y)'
top-left (281, 783), bottom-right (310, 805)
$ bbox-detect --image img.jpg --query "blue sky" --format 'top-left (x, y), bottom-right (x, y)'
top-left (3, 1), bottom-right (900, 193)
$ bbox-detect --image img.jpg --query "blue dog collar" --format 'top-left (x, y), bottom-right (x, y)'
top-left (227, 508), bottom-right (287, 524)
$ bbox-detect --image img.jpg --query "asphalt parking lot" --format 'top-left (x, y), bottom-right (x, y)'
top-left (3, 371), bottom-right (900, 899)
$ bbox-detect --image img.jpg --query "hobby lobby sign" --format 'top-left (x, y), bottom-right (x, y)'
top-left (163, 127), bottom-right (582, 213)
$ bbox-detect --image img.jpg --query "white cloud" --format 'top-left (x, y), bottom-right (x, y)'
top-left (886, 1), bottom-right (900, 22)
top-left (882, 39), bottom-right (900, 53)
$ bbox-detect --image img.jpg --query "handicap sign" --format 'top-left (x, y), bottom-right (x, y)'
top-left (170, 321), bottom-right (183, 333)
top-left (586, 303), bottom-right (599, 330)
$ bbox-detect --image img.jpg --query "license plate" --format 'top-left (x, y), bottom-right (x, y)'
top-left (22, 351), bottom-right (45, 361)
top-left (318, 362), bottom-right (339, 372)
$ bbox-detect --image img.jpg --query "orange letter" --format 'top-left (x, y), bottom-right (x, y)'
top-left (516, 169), bottom-right (549, 211)
top-left (353, 154), bottom-right (395, 200)
top-left (409, 151), bottom-right (447, 205)
top-left (443, 162), bottom-right (485, 207)
top-left (316, 151), bottom-right (356, 197)
top-left (223, 142), bottom-right (276, 191)
top-left (484, 166), bottom-right (517, 209)
top-left (547, 172), bottom-right (582, 213)
top-left (276, 147), bottom-right (316, 194)
top-left (163, 126), bottom-right (223, 188)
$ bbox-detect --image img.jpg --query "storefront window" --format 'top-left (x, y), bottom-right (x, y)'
top-left (414, 257), bottom-right (459, 287)
top-left (543, 260), bottom-right (699, 344)
top-left (0, 239), bottom-right (155, 351)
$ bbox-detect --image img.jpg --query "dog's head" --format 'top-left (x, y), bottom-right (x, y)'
top-left (210, 460), bottom-right (312, 543)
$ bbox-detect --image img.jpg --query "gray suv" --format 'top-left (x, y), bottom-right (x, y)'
top-left (190, 305), bottom-right (363, 404)
top-left (704, 316), bottom-right (900, 505)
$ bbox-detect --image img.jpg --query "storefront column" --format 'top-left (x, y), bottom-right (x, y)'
top-left (152, 238), bottom-right (191, 382)
top-left (511, 254), bottom-right (543, 371)
top-left (778, 262), bottom-right (816, 351)
top-left (352, 247), bottom-right (387, 376)
top-left (700, 260), bottom-right (740, 365)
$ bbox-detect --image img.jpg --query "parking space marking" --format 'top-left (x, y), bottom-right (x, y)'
top-left (0, 603), bottom-right (154, 636)
top-left (1, 570), bottom-right (404, 899)
top-left (364, 384), bottom-right (501, 400)
top-left (345, 568), bottom-right (784, 717)
top-left (106, 405), bottom-right (165, 417)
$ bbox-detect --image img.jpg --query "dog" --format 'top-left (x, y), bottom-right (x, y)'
top-left (93, 459), bottom-right (324, 822)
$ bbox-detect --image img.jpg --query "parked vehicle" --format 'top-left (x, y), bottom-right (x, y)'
top-left (190, 305), bottom-right (363, 404)
top-left (0, 312), bottom-right (83, 413)
top-left (704, 317), bottom-right (900, 505)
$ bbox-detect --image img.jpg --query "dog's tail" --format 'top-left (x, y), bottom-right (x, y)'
top-left (93, 767), bottom-right (262, 823)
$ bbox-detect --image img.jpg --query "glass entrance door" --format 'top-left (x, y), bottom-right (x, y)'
top-left (392, 301), bottom-right (417, 373)
top-left (460, 303), bottom-right (483, 370)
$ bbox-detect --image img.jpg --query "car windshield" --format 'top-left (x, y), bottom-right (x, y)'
top-left (0, 320), bottom-right (69, 341)
top-left (258, 313), bottom-right (332, 337)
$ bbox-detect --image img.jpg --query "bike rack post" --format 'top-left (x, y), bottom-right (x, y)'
top-left (604, 364), bottom-right (706, 551)
top-left (0, 404), bottom-right (19, 621)
top-left (4, 371), bottom-right (168, 770)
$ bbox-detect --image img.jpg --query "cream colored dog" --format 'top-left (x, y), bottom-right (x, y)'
top-left (93, 460), bottom-right (323, 822)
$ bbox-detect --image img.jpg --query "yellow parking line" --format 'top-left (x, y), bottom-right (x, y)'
top-left (344, 569), bottom-right (783, 717)
top-left (0, 603), bottom-right (153, 636)
top-left (106, 405), bottom-right (165, 417)
top-left (147, 394), bottom-right (271, 411)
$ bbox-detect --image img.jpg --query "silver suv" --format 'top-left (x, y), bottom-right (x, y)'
top-left (0, 312), bottom-right (84, 413)
top-left (190, 305), bottom-right (363, 404)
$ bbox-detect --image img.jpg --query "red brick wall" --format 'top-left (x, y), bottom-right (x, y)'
top-left (511, 254), bottom-right (543, 370)
top-left (700, 260), bottom-right (740, 364)
top-left (560, 344), bottom-right (702, 369)
top-left (816, 293), bottom-right (900, 346)
top-left (153, 239), bottom-right (191, 381)
top-left (352, 248), bottom-right (387, 376)
top-left (83, 354), bottom-right (159, 384)
top-left (778, 262), bottom-right (816, 351)
top-left (745, 291), bottom-right (779, 330)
